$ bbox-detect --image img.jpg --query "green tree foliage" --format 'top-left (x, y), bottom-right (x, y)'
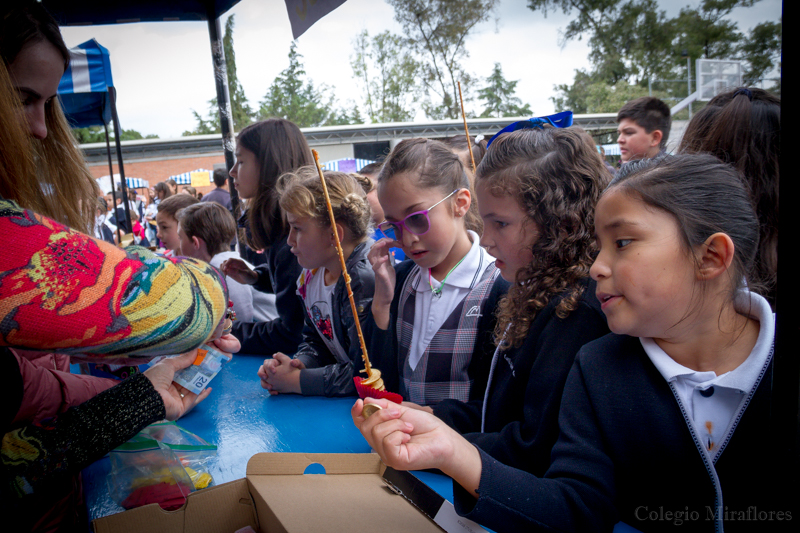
top-left (551, 71), bottom-right (655, 114)
top-left (738, 20), bottom-right (781, 87)
top-left (72, 125), bottom-right (158, 144)
top-left (477, 63), bottom-right (532, 118)
top-left (224, 15), bottom-right (255, 131)
top-left (351, 30), bottom-right (421, 123)
top-left (527, 0), bottom-right (781, 112)
top-left (258, 42), bottom-right (338, 127)
top-left (387, 0), bottom-right (499, 120)
top-left (185, 14), bottom-right (253, 136)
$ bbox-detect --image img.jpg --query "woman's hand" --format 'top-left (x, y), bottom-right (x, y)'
top-left (367, 238), bottom-right (399, 329)
top-left (220, 258), bottom-right (258, 285)
top-left (144, 350), bottom-right (211, 420)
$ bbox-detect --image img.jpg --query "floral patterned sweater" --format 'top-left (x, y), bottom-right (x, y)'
top-left (0, 198), bottom-right (228, 512)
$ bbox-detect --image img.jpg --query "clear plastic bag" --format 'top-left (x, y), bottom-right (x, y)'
top-left (108, 421), bottom-right (217, 510)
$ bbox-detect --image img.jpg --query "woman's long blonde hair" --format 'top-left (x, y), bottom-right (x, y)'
top-left (1, 5), bottom-right (97, 233)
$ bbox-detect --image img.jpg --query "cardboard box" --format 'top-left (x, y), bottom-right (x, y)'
top-left (92, 453), bottom-right (488, 533)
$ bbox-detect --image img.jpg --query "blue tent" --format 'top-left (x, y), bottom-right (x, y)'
top-left (57, 38), bottom-right (134, 239)
top-left (58, 39), bottom-right (114, 128)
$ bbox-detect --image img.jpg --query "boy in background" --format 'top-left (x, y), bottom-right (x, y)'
top-left (177, 202), bottom-right (277, 323)
top-left (616, 96), bottom-right (671, 163)
top-left (156, 194), bottom-right (199, 256)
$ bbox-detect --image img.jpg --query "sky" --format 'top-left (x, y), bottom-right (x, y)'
top-left (60, 0), bottom-right (783, 139)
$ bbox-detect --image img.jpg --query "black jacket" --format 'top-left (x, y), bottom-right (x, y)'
top-left (232, 236), bottom-right (305, 355)
top-left (434, 278), bottom-right (608, 476)
top-left (294, 241), bottom-right (375, 396)
top-left (454, 333), bottom-right (789, 533)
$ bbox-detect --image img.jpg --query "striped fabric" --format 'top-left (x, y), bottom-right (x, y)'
top-left (396, 261), bottom-right (501, 405)
top-left (169, 169), bottom-right (213, 185)
top-left (58, 39), bottom-right (113, 95)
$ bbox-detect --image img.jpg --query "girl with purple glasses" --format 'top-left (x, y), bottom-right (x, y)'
top-left (365, 138), bottom-right (509, 407)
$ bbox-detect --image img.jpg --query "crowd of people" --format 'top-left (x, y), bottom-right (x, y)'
top-left (1, 2), bottom-right (783, 532)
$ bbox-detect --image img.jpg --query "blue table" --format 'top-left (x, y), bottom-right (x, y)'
top-left (83, 354), bottom-right (454, 522)
top-left (83, 356), bottom-right (637, 533)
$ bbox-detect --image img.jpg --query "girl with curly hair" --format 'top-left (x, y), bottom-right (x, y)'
top-left (431, 126), bottom-right (611, 476)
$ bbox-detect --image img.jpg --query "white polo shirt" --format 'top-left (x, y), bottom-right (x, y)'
top-left (407, 231), bottom-right (495, 370)
top-left (641, 290), bottom-right (774, 460)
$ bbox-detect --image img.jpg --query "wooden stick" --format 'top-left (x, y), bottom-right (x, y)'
top-left (311, 150), bottom-right (384, 390)
top-left (458, 81), bottom-right (477, 174)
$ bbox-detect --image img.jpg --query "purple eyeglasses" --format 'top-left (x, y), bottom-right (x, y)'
top-left (377, 189), bottom-right (460, 241)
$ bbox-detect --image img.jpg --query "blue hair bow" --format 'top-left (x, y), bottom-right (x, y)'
top-left (487, 111), bottom-right (574, 147)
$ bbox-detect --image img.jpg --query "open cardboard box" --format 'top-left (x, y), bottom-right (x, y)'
top-left (92, 453), bottom-right (488, 533)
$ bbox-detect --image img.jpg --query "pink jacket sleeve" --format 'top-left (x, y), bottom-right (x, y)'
top-left (11, 350), bottom-right (118, 426)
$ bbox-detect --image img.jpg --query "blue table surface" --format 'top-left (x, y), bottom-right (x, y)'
top-left (83, 355), bottom-right (638, 533)
top-left (83, 354), bottom-right (454, 522)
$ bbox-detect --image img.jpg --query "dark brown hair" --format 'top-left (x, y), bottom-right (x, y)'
top-left (1, 2), bottom-right (69, 69)
top-left (237, 118), bottom-right (313, 250)
top-left (212, 168), bottom-right (227, 187)
top-left (479, 127), bottom-right (611, 348)
top-left (278, 167), bottom-right (372, 244)
top-left (617, 96), bottom-right (671, 148)
top-left (678, 87), bottom-right (779, 307)
top-left (154, 181), bottom-right (172, 199)
top-left (378, 138), bottom-right (482, 234)
top-left (441, 134), bottom-right (488, 171)
top-left (157, 193), bottom-right (199, 219)
top-left (609, 154), bottom-right (759, 304)
top-left (177, 202), bottom-right (237, 257)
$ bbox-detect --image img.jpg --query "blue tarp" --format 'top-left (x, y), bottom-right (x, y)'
top-left (57, 39), bottom-right (114, 128)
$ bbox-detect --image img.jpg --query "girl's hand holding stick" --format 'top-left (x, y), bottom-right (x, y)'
top-left (311, 149), bottom-right (385, 392)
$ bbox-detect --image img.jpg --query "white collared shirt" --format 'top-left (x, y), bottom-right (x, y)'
top-left (641, 291), bottom-right (774, 458)
top-left (408, 231), bottom-right (494, 370)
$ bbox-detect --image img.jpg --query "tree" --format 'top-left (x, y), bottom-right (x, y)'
top-left (258, 42), bottom-right (356, 127)
top-left (185, 14), bottom-right (253, 135)
top-left (223, 15), bottom-right (254, 131)
top-left (551, 71), bottom-right (654, 114)
top-left (72, 125), bottom-right (158, 144)
top-left (351, 30), bottom-right (421, 123)
top-left (477, 63), bottom-right (532, 118)
top-left (387, 0), bottom-right (499, 120)
top-left (738, 19), bottom-right (781, 86)
top-left (527, 0), bottom-right (780, 112)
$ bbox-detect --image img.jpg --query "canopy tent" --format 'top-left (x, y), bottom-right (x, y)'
top-left (601, 144), bottom-right (621, 157)
top-left (57, 37), bottom-right (132, 241)
top-left (44, 0), bottom-right (350, 227)
top-left (169, 169), bottom-right (214, 185)
top-left (321, 158), bottom-right (375, 173)
top-left (57, 39), bottom-right (113, 127)
top-left (96, 175), bottom-right (148, 194)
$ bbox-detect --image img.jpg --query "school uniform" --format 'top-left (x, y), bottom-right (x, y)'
top-left (366, 232), bottom-right (510, 405)
top-left (293, 241), bottom-right (375, 397)
top-left (232, 236), bottom-right (305, 356)
top-left (453, 291), bottom-right (789, 533)
top-left (434, 278), bottom-right (609, 475)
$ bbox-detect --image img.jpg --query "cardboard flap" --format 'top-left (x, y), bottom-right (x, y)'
top-left (245, 453), bottom-right (444, 532)
top-left (92, 479), bottom-right (257, 533)
top-left (246, 452), bottom-right (384, 475)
